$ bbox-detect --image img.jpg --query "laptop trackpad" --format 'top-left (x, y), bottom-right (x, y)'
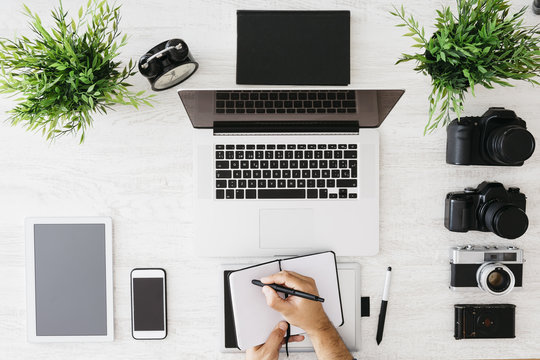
top-left (259, 209), bottom-right (314, 249)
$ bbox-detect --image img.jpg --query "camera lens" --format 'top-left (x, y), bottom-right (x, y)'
top-left (487, 271), bottom-right (507, 289)
top-left (478, 315), bottom-right (494, 328)
top-left (476, 311), bottom-right (499, 336)
top-left (487, 126), bottom-right (535, 165)
top-left (484, 201), bottom-right (528, 239)
top-left (476, 263), bottom-right (515, 295)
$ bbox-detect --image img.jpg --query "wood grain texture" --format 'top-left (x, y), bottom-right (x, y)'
top-left (0, 0), bottom-right (539, 359)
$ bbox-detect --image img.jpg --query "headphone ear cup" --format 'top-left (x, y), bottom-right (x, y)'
top-left (166, 39), bottom-right (189, 62)
top-left (138, 53), bottom-right (161, 78)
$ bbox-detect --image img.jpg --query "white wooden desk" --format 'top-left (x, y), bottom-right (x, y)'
top-left (1, 1), bottom-right (539, 359)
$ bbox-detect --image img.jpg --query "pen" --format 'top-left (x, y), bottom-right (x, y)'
top-left (251, 279), bottom-right (325, 302)
top-left (376, 266), bottom-right (392, 345)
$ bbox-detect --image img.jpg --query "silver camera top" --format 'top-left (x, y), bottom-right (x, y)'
top-left (450, 245), bottom-right (524, 264)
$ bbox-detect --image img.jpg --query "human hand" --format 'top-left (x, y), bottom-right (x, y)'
top-left (260, 271), bottom-right (332, 336)
top-left (246, 321), bottom-right (304, 360)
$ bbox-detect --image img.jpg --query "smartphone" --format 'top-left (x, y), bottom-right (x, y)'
top-left (130, 268), bottom-right (167, 340)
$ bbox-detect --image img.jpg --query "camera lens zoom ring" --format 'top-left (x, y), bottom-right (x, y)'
top-left (487, 126), bottom-right (535, 165)
top-left (484, 201), bottom-right (528, 239)
top-left (476, 263), bottom-right (515, 296)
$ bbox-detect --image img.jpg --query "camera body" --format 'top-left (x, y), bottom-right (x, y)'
top-left (445, 181), bottom-right (528, 239)
top-left (450, 245), bottom-right (524, 296)
top-left (446, 107), bottom-right (535, 166)
top-left (454, 304), bottom-right (515, 339)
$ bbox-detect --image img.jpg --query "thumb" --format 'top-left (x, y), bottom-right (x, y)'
top-left (264, 321), bottom-right (288, 350)
top-left (262, 286), bottom-right (289, 313)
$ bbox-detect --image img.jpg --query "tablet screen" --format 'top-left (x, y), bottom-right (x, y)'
top-left (236, 10), bottom-right (350, 85)
top-left (33, 224), bottom-right (107, 336)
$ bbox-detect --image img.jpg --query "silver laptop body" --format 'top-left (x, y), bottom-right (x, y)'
top-left (179, 88), bottom-right (403, 256)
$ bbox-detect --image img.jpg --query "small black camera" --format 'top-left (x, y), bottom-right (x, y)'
top-left (446, 107), bottom-right (535, 166)
top-left (445, 182), bottom-right (528, 239)
top-left (454, 304), bottom-right (515, 339)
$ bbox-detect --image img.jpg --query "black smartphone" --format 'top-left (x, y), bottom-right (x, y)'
top-left (130, 268), bottom-right (167, 339)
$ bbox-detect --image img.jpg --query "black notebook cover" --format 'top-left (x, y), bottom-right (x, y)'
top-left (237, 10), bottom-right (350, 85)
top-left (223, 270), bottom-right (238, 348)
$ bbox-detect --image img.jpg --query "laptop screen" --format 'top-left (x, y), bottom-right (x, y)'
top-left (178, 89), bottom-right (404, 129)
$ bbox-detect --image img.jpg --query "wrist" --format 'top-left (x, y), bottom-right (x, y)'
top-left (305, 314), bottom-right (333, 338)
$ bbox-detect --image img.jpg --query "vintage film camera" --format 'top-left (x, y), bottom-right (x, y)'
top-left (454, 304), bottom-right (515, 339)
top-left (446, 107), bottom-right (535, 166)
top-left (445, 182), bottom-right (528, 239)
top-left (450, 245), bottom-right (524, 296)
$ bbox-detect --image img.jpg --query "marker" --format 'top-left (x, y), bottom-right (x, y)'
top-left (376, 266), bottom-right (392, 345)
top-left (251, 279), bottom-right (325, 302)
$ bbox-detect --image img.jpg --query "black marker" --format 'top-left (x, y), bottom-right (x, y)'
top-left (251, 279), bottom-right (325, 302)
top-left (376, 266), bottom-right (392, 345)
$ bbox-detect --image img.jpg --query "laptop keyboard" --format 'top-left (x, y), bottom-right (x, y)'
top-left (215, 90), bottom-right (357, 114)
top-left (215, 144), bottom-right (358, 200)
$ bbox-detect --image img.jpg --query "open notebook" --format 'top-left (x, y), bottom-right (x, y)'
top-left (227, 251), bottom-right (343, 350)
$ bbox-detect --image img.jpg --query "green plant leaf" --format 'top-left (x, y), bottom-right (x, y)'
top-left (390, 0), bottom-right (540, 134)
top-left (0, 0), bottom-right (154, 142)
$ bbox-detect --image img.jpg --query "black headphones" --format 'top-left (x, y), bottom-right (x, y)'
top-left (138, 39), bottom-right (198, 91)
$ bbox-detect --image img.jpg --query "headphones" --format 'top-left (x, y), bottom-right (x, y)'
top-left (138, 39), bottom-right (198, 91)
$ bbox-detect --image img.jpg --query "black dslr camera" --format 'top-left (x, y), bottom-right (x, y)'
top-left (446, 107), bottom-right (535, 166)
top-left (454, 304), bottom-right (515, 339)
top-left (445, 182), bottom-right (528, 239)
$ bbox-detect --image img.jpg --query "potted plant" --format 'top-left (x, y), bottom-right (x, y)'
top-left (0, 0), bottom-right (152, 142)
top-left (391, 0), bottom-right (540, 133)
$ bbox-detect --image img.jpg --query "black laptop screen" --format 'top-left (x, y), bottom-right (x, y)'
top-left (178, 89), bottom-right (404, 129)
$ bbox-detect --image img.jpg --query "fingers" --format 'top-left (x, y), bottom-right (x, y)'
top-left (263, 321), bottom-right (289, 350)
top-left (261, 270), bottom-right (316, 291)
top-left (281, 334), bottom-right (305, 344)
top-left (262, 286), bottom-right (289, 313)
top-left (286, 271), bottom-right (315, 283)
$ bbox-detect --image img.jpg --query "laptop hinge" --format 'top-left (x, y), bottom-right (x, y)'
top-left (213, 121), bottom-right (359, 135)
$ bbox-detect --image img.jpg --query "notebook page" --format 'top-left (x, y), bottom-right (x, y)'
top-left (281, 251), bottom-right (343, 334)
top-left (228, 261), bottom-right (282, 350)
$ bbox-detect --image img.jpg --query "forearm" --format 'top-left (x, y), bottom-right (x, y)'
top-left (308, 320), bottom-right (352, 360)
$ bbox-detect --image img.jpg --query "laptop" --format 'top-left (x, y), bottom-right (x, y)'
top-left (179, 88), bottom-right (404, 256)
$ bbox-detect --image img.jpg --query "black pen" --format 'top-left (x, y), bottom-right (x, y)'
top-left (376, 266), bottom-right (392, 345)
top-left (251, 279), bottom-right (325, 302)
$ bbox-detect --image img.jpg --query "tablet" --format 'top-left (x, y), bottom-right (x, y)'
top-left (236, 10), bottom-right (350, 85)
top-left (25, 217), bottom-right (114, 342)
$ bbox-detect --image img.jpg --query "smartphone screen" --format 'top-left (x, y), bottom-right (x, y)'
top-left (133, 278), bottom-right (164, 330)
top-left (131, 269), bottom-right (167, 339)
